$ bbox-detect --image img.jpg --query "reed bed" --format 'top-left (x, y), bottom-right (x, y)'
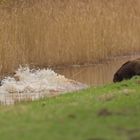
top-left (0, 0), bottom-right (140, 75)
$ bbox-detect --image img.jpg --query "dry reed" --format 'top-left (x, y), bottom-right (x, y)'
top-left (0, 0), bottom-right (140, 75)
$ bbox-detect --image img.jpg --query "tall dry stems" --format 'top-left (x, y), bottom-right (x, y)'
top-left (0, 0), bottom-right (140, 74)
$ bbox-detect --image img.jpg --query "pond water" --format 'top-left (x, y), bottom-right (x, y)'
top-left (55, 55), bottom-right (140, 86)
top-left (0, 66), bottom-right (87, 105)
top-left (0, 54), bottom-right (139, 105)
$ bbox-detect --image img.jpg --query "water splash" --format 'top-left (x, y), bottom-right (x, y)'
top-left (0, 66), bottom-right (88, 105)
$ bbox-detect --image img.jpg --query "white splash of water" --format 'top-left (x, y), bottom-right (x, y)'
top-left (0, 66), bottom-right (87, 105)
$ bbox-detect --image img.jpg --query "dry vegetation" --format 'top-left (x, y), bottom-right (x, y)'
top-left (0, 0), bottom-right (140, 74)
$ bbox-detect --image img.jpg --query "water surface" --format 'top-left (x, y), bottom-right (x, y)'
top-left (55, 55), bottom-right (140, 86)
top-left (0, 54), bottom-right (140, 105)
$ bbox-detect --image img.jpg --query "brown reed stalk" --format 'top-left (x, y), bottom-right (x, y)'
top-left (0, 0), bottom-right (140, 75)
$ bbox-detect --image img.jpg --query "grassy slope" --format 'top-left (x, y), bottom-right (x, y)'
top-left (0, 77), bottom-right (140, 140)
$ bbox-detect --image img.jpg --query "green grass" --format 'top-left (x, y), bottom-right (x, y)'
top-left (0, 77), bottom-right (140, 140)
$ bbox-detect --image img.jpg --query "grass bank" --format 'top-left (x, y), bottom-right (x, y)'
top-left (0, 77), bottom-right (140, 140)
top-left (0, 0), bottom-right (140, 74)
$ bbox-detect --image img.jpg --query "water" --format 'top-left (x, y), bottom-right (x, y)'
top-left (0, 54), bottom-right (139, 105)
top-left (0, 66), bottom-right (87, 105)
top-left (55, 55), bottom-right (140, 86)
